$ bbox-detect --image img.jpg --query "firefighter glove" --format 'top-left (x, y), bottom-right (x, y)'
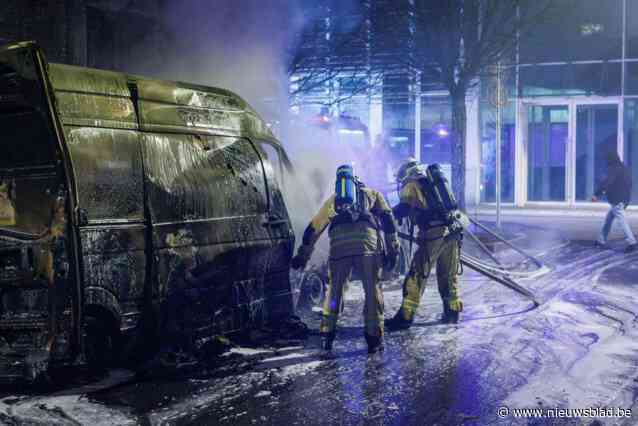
top-left (291, 245), bottom-right (313, 270)
top-left (291, 254), bottom-right (307, 270)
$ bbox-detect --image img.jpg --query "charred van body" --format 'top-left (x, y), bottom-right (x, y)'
top-left (0, 42), bottom-right (296, 382)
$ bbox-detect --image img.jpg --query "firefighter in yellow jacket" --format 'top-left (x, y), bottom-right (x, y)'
top-left (385, 159), bottom-right (463, 329)
top-left (291, 164), bottom-right (399, 354)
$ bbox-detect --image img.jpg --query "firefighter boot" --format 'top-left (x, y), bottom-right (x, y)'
top-left (365, 333), bottom-right (384, 354)
top-left (441, 301), bottom-right (462, 324)
top-left (384, 308), bottom-right (413, 331)
top-left (320, 332), bottom-right (336, 358)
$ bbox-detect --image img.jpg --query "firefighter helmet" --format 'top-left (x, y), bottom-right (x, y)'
top-left (395, 158), bottom-right (423, 185)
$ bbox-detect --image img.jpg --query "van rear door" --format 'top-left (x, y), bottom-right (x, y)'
top-left (0, 42), bottom-right (78, 379)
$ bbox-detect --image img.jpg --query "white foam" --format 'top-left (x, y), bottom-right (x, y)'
top-left (0, 395), bottom-right (136, 426)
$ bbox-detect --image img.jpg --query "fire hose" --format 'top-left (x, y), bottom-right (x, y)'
top-left (459, 254), bottom-right (540, 307)
top-left (461, 252), bottom-right (550, 278)
top-left (397, 223), bottom-right (543, 307)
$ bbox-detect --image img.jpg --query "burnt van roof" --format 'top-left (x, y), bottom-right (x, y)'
top-left (45, 61), bottom-right (280, 145)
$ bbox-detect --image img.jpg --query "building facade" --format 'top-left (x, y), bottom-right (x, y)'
top-left (292, 0), bottom-right (638, 210)
top-left (479, 0), bottom-right (638, 211)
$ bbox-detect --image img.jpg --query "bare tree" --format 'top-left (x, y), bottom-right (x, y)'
top-left (286, 1), bottom-right (387, 108)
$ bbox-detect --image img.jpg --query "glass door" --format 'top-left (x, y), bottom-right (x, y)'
top-left (527, 105), bottom-right (569, 201)
top-left (575, 104), bottom-right (619, 201)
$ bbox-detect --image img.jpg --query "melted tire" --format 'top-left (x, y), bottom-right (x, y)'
top-left (297, 271), bottom-right (326, 313)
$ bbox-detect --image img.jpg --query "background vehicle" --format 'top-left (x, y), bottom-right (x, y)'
top-left (0, 41), bottom-right (296, 382)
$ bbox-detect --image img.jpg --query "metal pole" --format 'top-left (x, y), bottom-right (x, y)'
top-left (415, 72), bottom-right (422, 162)
top-left (496, 62), bottom-right (502, 229)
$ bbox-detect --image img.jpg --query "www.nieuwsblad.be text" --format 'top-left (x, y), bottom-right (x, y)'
top-left (497, 406), bottom-right (632, 419)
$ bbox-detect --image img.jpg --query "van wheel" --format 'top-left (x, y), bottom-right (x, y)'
top-left (84, 313), bottom-right (121, 372)
top-left (32, 371), bottom-right (53, 390)
top-left (297, 270), bottom-right (326, 313)
top-left (123, 303), bottom-right (161, 366)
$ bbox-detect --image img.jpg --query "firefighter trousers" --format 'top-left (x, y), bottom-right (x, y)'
top-left (399, 237), bottom-right (461, 322)
top-left (320, 254), bottom-right (383, 339)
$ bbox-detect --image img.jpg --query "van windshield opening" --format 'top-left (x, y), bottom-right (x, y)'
top-left (0, 110), bottom-right (56, 170)
top-left (0, 109), bottom-right (58, 236)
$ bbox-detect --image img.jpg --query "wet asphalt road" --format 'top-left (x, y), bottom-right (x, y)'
top-left (2, 223), bottom-right (638, 425)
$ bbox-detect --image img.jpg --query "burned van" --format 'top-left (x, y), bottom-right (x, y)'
top-left (0, 42), bottom-right (296, 381)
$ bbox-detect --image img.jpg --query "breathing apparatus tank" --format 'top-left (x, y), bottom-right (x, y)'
top-left (426, 164), bottom-right (458, 214)
top-left (423, 163), bottom-right (468, 232)
top-left (399, 162), bottom-right (465, 232)
top-left (335, 164), bottom-right (358, 211)
top-left (332, 164), bottom-right (373, 226)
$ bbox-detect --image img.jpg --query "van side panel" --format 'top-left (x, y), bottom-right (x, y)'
top-left (136, 80), bottom-right (243, 137)
top-left (48, 64), bottom-right (149, 333)
top-left (63, 126), bottom-right (147, 329)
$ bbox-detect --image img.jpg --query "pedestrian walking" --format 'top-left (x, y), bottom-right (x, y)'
top-left (592, 151), bottom-right (637, 253)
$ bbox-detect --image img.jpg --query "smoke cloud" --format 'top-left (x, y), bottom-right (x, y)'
top-left (149, 0), bottom-right (302, 119)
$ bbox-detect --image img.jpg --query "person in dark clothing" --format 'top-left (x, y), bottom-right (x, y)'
top-left (592, 151), bottom-right (636, 253)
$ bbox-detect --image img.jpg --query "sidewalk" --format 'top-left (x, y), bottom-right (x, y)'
top-left (470, 206), bottom-right (638, 243)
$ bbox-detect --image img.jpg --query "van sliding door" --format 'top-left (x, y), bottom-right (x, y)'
top-left (141, 133), bottom-right (273, 333)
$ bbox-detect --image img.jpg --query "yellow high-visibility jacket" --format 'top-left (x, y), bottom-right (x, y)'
top-left (304, 187), bottom-right (396, 260)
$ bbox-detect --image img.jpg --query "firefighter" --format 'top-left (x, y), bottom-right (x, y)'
top-left (291, 164), bottom-right (399, 355)
top-left (385, 159), bottom-right (463, 329)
